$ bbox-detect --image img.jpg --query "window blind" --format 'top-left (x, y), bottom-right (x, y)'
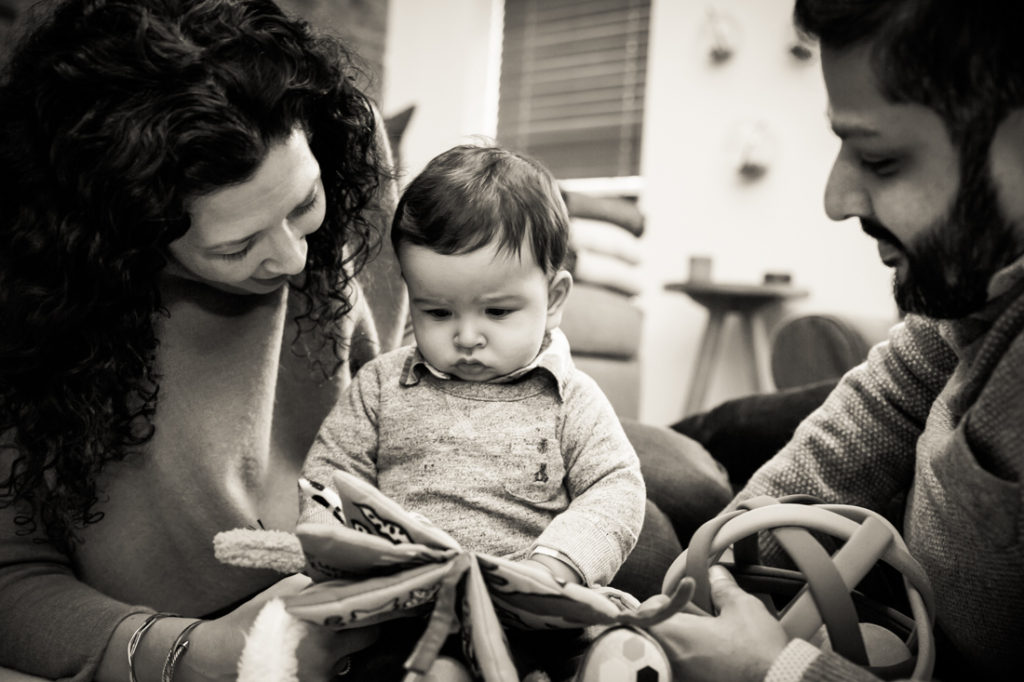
top-left (497, 0), bottom-right (650, 180)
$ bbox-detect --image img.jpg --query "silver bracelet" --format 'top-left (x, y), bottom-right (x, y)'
top-left (127, 612), bottom-right (178, 682)
top-left (161, 619), bottom-right (204, 682)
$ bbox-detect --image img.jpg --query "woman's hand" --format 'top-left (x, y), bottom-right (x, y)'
top-left (103, 575), bottom-right (379, 682)
top-left (648, 565), bottom-right (790, 682)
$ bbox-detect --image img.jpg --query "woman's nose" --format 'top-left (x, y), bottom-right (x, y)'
top-left (823, 155), bottom-right (871, 222)
top-left (262, 221), bottom-right (308, 276)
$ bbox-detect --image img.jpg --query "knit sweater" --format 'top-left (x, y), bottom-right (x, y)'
top-left (301, 328), bottom-right (646, 586)
top-left (0, 264), bottom-right (404, 681)
top-left (743, 258), bottom-right (1024, 682)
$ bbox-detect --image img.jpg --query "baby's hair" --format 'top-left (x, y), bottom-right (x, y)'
top-left (391, 144), bottom-right (569, 274)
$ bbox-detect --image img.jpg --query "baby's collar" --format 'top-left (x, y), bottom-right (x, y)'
top-left (401, 328), bottom-right (572, 400)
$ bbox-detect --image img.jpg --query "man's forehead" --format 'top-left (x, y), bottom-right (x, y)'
top-left (821, 44), bottom-right (951, 145)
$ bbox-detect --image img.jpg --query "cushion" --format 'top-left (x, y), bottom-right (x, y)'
top-left (561, 283), bottom-right (643, 359)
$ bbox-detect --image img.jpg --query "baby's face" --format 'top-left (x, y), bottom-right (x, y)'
top-left (401, 240), bottom-right (564, 382)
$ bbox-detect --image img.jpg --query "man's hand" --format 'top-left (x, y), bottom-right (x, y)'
top-left (648, 565), bottom-right (790, 682)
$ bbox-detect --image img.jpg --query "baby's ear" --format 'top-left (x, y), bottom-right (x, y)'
top-left (545, 269), bottom-right (573, 330)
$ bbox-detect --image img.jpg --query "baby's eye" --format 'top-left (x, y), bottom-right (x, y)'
top-left (425, 309), bottom-right (451, 319)
top-left (486, 308), bottom-right (514, 318)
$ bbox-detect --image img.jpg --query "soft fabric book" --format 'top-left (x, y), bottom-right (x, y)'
top-left (215, 470), bottom-right (690, 681)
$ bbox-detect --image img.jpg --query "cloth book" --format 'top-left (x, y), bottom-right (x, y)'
top-left (216, 470), bottom-right (690, 681)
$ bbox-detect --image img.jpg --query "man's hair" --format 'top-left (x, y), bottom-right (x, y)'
top-left (794, 0), bottom-right (1024, 155)
top-left (0, 0), bottom-right (387, 551)
top-left (391, 144), bottom-right (570, 274)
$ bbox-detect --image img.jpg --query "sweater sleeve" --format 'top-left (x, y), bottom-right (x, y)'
top-left (0, 462), bottom-right (148, 680)
top-left (733, 315), bottom-right (955, 517)
top-left (534, 370), bottom-right (646, 586)
top-left (765, 639), bottom-right (885, 682)
top-left (299, 358), bottom-right (384, 526)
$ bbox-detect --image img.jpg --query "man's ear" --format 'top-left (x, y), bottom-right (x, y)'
top-left (545, 269), bottom-right (573, 330)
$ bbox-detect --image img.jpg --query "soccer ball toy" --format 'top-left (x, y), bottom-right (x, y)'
top-left (661, 495), bottom-right (936, 680)
top-left (575, 625), bottom-right (672, 682)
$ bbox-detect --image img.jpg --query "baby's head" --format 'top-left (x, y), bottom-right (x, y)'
top-left (391, 144), bottom-right (573, 382)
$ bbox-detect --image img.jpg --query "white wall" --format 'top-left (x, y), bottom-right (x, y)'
top-left (384, 0), bottom-right (899, 426)
top-left (638, 0), bottom-right (898, 423)
top-left (382, 0), bottom-right (503, 181)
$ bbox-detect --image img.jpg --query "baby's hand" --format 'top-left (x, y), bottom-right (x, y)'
top-left (519, 556), bottom-right (582, 585)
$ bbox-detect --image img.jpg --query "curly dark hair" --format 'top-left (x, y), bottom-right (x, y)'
top-left (0, 0), bottom-right (388, 552)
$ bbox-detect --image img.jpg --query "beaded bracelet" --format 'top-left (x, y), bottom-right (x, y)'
top-left (127, 612), bottom-right (179, 682)
top-left (161, 619), bottom-right (204, 682)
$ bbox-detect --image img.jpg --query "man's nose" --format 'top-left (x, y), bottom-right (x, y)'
top-left (824, 156), bottom-right (871, 222)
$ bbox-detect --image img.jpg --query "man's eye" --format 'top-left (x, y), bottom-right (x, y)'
top-left (486, 308), bottom-right (513, 318)
top-left (860, 157), bottom-right (899, 176)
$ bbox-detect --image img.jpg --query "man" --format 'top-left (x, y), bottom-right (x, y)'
top-left (650, 1), bottom-right (1024, 680)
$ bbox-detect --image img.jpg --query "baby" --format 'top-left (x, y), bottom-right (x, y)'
top-left (299, 143), bottom-right (646, 674)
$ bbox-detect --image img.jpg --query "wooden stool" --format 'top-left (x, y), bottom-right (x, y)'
top-left (666, 280), bottom-right (809, 415)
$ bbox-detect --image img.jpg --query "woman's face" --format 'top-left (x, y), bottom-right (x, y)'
top-left (168, 127), bottom-right (326, 295)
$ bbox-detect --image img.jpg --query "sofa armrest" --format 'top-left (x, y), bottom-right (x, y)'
top-left (770, 313), bottom-right (896, 390)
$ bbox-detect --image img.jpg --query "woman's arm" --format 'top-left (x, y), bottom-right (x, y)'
top-left (0, 485), bottom-right (147, 680)
top-left (95, 575), bottom-right (378, 682)
top-left (0, 516), bottom-right (374, 682)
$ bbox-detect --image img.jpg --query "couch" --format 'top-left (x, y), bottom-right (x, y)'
top-left (559, 190), bottom-right (646, 419)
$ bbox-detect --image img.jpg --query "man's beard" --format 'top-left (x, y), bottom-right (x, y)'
top-left (863, 166), bottom-right (1021, 320)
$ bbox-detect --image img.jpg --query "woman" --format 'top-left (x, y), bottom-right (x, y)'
top-left (0, 1), bottom-right (731, 679)
top-left (0, 1), bottom-right (397, 678)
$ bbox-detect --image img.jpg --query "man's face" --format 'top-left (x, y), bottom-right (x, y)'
top-left (820, 43), bottom-right (1024, 318)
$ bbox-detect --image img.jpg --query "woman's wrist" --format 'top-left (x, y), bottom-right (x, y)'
top-left (161, 619), bottom-right (204, 682)
top-left (99, 614), bottom-right (211, 682)
top-left (134, 617), bottom-right (207, 682)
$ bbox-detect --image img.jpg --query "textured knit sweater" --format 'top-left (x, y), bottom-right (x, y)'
top-left (0, 120), bottom-right (408, 680)
top-left (743, 257), bottom-right (1024, 682)
top-left (0, 271), bottom-right (397, 681)
top-left (301, 328), bottom-right (646, 586)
